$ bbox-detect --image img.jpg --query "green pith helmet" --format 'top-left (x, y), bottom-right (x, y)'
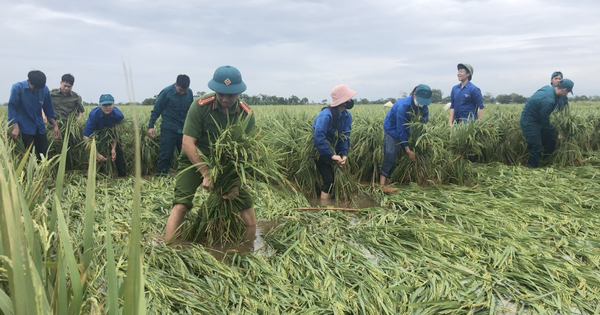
top-left (457, 63), bottom-right (474, 79)
top-left (207, 65), bottom-right (247, 94)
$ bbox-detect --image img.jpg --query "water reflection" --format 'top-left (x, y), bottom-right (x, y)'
top-left (203, 220), bottom-right (279, 261)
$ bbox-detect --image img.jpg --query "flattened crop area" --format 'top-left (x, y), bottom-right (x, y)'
top-left (60, 158), bottom-right (600, 314)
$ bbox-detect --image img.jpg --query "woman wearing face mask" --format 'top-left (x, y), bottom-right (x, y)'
top-left (379, 84), bottom-right (432, 191)
top-left (312, 84), bottom-right (356, 200)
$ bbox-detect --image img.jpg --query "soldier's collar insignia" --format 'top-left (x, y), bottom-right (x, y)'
top-left (224, 78), bottom-right (231, 86)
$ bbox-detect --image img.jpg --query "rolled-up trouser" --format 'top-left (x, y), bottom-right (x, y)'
top-left (380, 131), bottom-right (402, 178)
top-left (157, 129), bottom-right (183, 175)
top-left (172, 155), bottom-right (253, 211)
top-left (21, 132), bottom-right (49, 161)
top-left (315, 156), bottom-right (334, 194)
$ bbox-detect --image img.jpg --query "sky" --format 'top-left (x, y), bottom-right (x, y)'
top-left (1, 0), bottom-right (599, 104)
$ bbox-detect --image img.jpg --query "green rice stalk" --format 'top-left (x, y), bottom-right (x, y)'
top-left (104, 200), bottom-right (118, 315)
top-left (349, 110), bottom-right (385, 183)
top-left (83, 139), bottom-right (97, 271)
top-left (56, 251), bottom-right (68, 314)
top-left (121, 63), bottom-right (146, 315)
top-left (0, 288), bottom-right (14, 315)
top-left (0, 137), bottom-right (52, 314)
top-left (183, 114), bottom-right (257, 245)
top-left (54, 195), bottom-right (84, 315)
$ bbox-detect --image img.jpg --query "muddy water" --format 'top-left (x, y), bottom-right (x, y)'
top-left (305, 197), bottom-right (380, 209)
top-left (203, 220), bottom-right (279, 261)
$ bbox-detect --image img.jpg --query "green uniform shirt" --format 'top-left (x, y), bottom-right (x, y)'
top-left (181, 92), bottom-right (255, 160)
top-left (50, 89), bottom-right (84, 121)
top-left (173, 93), bottom-right (255, 210)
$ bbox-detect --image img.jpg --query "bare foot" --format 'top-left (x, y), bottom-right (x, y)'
top-left (381, 186), bottom-right (399, 194)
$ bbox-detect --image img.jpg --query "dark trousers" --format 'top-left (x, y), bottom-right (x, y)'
top-left (156, 130), bottom-right (183, 175)
top-left (114, 143), bottom-right (127, 177)
top-left (380, 132), bottom-right (402, 178)
top-left (524, 131), bottom-right (557, 168)
top-left (21, 133), bottom-right (49, 161)
top-left (315, 156), bottom-right (334, 194)
top-left (521, 119), bottom-right (558, 168)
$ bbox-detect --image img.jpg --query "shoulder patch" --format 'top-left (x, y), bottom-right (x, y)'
top-left (198, 95), bottom-right (215, 107)
top-left (239, 100), bottom-right (252, 114)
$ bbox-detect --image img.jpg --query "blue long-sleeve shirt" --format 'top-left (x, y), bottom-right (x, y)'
top-left (148, 84), bottom-right (193, 132)
top-left (383, 96), bottom-right (429, 147)
top-left (312, 107), bottom-right (352, 158)
top-left (7, 81), bottom-right (56, 135)
top-left (83, 107), bottom-right (124, 137)
top-left (450, 81), bottom-right (484, 121)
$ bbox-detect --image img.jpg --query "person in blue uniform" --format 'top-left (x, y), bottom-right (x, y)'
top-left (448, 63), bottom-right (484, 125)
top-left (147, 75), bottom-right (194, 175)
top-left (379, 84), bottom-right (431, 189)
top-left (83, 94), bottom-right (126, 177)
top-left (312, 84), bottom-right (356, 200)
top-left (8, 70), bottom-right (60, 160)
top-left (520, 79), bottom-right (573, 168)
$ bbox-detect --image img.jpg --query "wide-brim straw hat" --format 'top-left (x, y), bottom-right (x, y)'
top-left (330, 84), bottom-right (357, 107)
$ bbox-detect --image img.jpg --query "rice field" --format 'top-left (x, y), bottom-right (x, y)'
top-left (1, 103), bottom-right (600, 314)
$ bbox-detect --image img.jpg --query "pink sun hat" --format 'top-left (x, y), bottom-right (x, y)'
top-left (330, 84), bottom-right (357, 107)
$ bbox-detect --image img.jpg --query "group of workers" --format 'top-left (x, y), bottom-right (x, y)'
top-left (7, 63), bottom-right (575, 241)
top-left (312, 64), bottom-right (574, 197)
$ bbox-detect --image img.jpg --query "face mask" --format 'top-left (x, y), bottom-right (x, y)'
top-left (414, 97), bottom-right (424, 108)
top-left (344, 99), bottom-right (354, 110)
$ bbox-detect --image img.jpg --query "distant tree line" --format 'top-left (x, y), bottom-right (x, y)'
top-left (2, 91), bottom-right (599, 107)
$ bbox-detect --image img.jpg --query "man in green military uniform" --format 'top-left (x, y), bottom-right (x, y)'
top-left (164, 65), bottom-right (256, 241)
top-left (520, 78), bottom-right (574, 168)
top-left (48, 74), bottom-right (85, 169)
top-left (50, 74), bottom-right (84, 121)
top-left (147, 74), bottom-right (194, 175)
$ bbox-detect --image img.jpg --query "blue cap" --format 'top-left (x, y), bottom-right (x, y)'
top-left (99, 94), bottom-right (115, 105)
top-left (207, 65), bottom-right (247, 94)
top-left (551, 71), bottom-right (563, 79)
top-left (414, 84), bottom-right (432, 106)
top-left (558, 78), bottom-right (574, 94)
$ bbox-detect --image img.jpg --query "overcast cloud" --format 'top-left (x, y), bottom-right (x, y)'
top-left (1, 0), bottom-right (599, 103)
